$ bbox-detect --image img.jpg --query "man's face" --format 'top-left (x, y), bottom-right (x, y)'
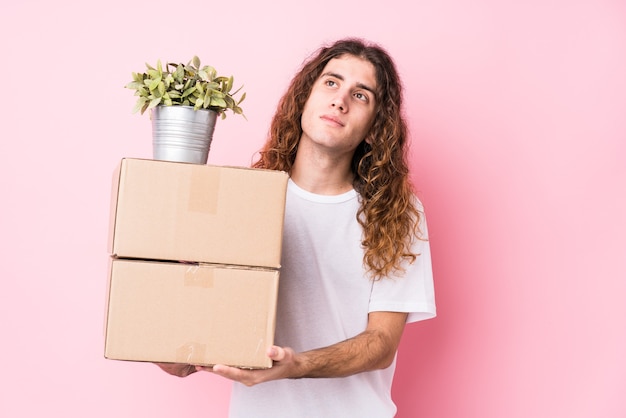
top-left (300, 55), bottom-right (378, 159)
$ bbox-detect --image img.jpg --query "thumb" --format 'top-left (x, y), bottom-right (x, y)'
top-left (267, 345), bottom-right (286, 361)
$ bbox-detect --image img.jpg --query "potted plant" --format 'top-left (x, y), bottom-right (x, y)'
top-left (125, 56), bottom-right (246, 164)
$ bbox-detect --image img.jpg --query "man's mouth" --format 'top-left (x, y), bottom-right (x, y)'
top-left (320, 115), bottom-right (344, 127)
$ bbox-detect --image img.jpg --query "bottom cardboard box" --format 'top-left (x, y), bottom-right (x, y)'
top-left (104, 259), bottom-right (279, 369)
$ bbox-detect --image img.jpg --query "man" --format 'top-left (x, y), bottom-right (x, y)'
top-left (158, 38), bottom-right (436, 417)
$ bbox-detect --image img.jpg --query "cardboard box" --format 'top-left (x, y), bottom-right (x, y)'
top-left (109, 158), bottom-right (288, 268)
top-left (104, 259), bottom-right (279, 369)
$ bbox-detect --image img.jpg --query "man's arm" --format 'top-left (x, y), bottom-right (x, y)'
top-left (199, 311), bottom-right (408, 386)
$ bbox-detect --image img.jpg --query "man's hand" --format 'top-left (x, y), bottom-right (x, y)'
top-left (154, 362), bottom-right (198, 378)
top-left (196, 345), bottom-right (299, 387)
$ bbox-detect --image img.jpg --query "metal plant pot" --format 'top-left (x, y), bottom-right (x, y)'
top-left (151, 105), bottom-right (218, 164)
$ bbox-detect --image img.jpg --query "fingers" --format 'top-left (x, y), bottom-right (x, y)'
top-left (155, 362), bottom-right (197, 377)
top-left (209, 364), bottom-right (260, 387)
top-left (196, 364), bottom-right (240, 378)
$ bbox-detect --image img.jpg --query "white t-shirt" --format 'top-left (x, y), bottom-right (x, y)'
top-left (228, 179), bottom-right (436, 418)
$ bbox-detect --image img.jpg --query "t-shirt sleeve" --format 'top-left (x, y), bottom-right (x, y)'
top-left (368, 205), bottom-right (436, 323)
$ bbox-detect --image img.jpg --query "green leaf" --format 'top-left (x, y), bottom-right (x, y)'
top-left (210, 97), bottom-right (227, 108)
top-left (210, 67), bottom-right (217, 80)
top-left (234, 106), bottom-right (247, 120)
top-left (192, 56), bottom-right (201, 69)
top-left (148, 79), bottom-right (160, 91)
top-left (132, 97), bottom-right (147, 114)
top-left (226, 76), bottom-right (233, 93)
top-left (125, 81), bottom-right (144, 89)
top-left (147, 69), bottom-right (161, 81)
top-left (174, 64), bottom-right (184, 81)
top-left (181, 86), bottom-right (196, 98)
top-left (184, 65), bottom-right (196, 79)
top-left (140, 102), bottom-right (150, 115)
top-left (147, 97), bottom-right (162, 109)
top-left (214, 76), bottom-right (228, 83)
top-left (223, 96), bottom-right (234, 107)
top-left (164, 73), bottom-right (173, 87)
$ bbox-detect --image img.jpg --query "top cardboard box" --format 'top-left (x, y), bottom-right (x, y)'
top-left (109, 158), bottom-right (288, 268)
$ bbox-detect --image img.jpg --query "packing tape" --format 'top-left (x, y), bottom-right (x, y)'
top-left (184, 265), bottom-right (214, 288)
top-left (176, 342), bottom-right (207, 364)
top-left (187, 167), bottom-right (219, 214)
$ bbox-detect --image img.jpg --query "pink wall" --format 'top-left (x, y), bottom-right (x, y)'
top-left (1, 0), bottom-right (624, 417)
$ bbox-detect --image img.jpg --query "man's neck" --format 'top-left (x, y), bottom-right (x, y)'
top-left (290, 146), bottom-right (355, 195)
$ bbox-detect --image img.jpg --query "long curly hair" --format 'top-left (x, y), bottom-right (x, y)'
top-left (253, 38), bottom-right (423, 280)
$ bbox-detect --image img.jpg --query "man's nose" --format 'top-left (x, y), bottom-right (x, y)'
top-left (330, 92), bottom-right (348, 112)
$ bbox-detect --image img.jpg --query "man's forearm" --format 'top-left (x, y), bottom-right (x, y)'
top-left (292, 311), bottom-right (408, 379)
top-left (293, 329), bottom-right (397, 378)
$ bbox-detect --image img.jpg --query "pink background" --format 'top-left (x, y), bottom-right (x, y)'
top-left (1, 0), bottom-right (625, 417)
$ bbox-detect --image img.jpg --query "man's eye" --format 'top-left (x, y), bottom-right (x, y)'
top-left (355, 92), bottom-right (368, 101)
top-left (325, 80), bottom-right (337, 87)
